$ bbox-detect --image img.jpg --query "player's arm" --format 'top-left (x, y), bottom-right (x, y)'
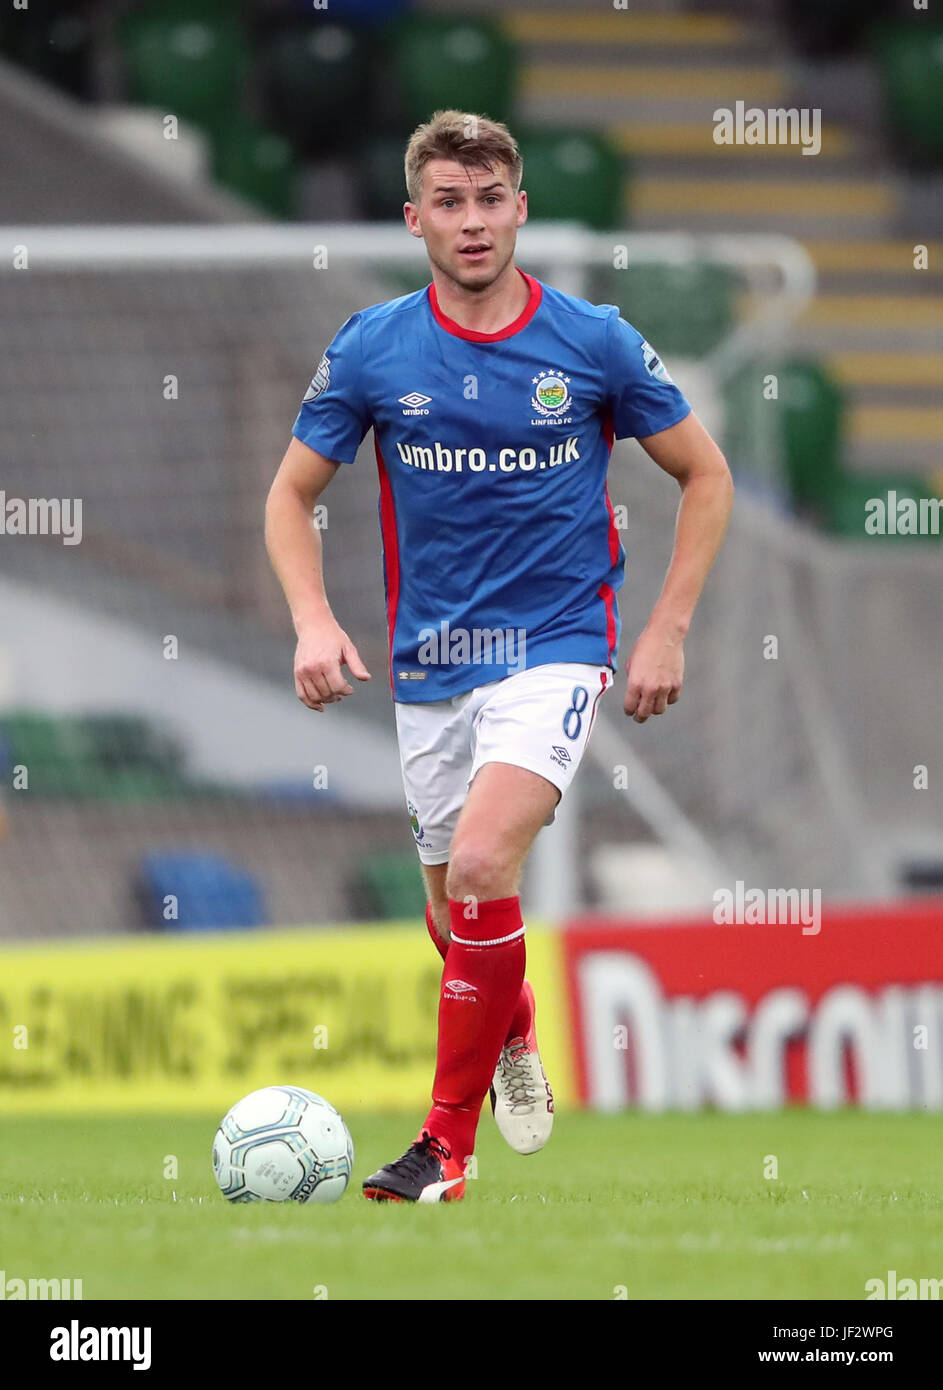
top-left (265, 435), bottom-right (371, 711)
top-left (624, 411), bottom-right (733, 723)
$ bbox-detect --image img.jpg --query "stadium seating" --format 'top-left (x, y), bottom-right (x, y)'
top-left (871, 22), bottom-right (943, 165)
top-left (824, 471), bottom-right (942, 541)
top-left (359, 851), bottom-right (427, 920)
top-left (721, 356), bottom-right (848, 520)
top-left (0, 711), bottom-right (194, 800)
top-left (388, 17), bottom-right (517, 129)
top-left (593, 262), bottom-right (737, 357)
top-left (0, 1), bottom-right (95, 99)
top-left (211, 116), bottom-right (298, 217)
top-left (131, 0), bottom-right (254, 14)
top-left (257, 22), bottom-right (369, 156)
top-left (777, 0), bottom-right (893, 57)
top-left (309, 0), bottom-right (411, 19)
top-left (777, 357), bottom-right (846, 516)
top-left (136, 850), bottom-right (267, 930)
top-left (0, 711), bottom-right (109, 798)
top-left (78, 715), bottom-right (183, 776)
top-left (517, 129), bottom-right (624, 231)
top-left (723, 354), bottom-right (941, 540)
top-left (363, 125), bottom-right (623, 232)
top-left (118, 9), bottom-right (250, 137)
top-left (360, 133), bottom-right (413, 221)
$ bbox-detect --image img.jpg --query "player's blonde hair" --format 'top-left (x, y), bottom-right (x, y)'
top-left (404, 110), bottom-right (523, 204)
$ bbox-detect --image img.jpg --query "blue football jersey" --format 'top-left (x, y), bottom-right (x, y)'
top-left (292, 269), bottom-right (691, 703)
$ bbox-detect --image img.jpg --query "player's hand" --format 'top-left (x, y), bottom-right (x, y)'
top-left (294, 619), bottom-right (371, 712)
top-left (624, 623), bottom-right (684, 723)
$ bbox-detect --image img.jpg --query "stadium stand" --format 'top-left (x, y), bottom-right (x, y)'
top-left (0, 0), bottom-right (941, 938)
top-left (3, 1), bottom-right (939, 488)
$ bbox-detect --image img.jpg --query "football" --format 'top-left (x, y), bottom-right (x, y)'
top-left (212, 1085), bottom-right (354, 1204)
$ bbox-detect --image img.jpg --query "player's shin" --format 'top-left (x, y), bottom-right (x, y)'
top-left (422, 896), bottom-right (526, 1166)
top-left (425, 898), bottom-right (532, 1042)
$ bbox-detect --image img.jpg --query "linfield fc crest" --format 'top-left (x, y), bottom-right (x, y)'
top-left (407, 800), bottom-right (423, 841)
top-left (531, 370), bottom-right (573, 418)
top-left (302, 352), bottom-right (331, 402)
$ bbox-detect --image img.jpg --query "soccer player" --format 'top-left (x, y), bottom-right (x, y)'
top-left (265, 110), bottom-right (733, 1202)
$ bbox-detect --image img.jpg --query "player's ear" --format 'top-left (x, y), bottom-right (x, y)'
top-left (404, 203), bottom-right (424, 238)
top-left (516, 189), bottom-right (528, 227)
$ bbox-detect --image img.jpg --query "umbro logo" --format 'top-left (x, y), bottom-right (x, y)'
top-left (399, 392), bottom-right (432, 414)
top-left (551, 745), bottom-right (572, 763)
top-left (444, 978), bottom-right (478, 1002)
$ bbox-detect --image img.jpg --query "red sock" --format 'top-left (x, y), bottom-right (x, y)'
top-left (425, 900), bottom-right (532, 1041)
top-left (422, 896), bottom-right (526, 1165)
top-left (504, 978), bottom-right (533, 1043)
top-left (425, 900), bottom-right (448, 960)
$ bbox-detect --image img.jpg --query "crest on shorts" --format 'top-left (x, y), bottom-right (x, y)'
top-left (407, 800), bottom-right (423, 841)
top-left (531, 370), bottom-right (572, 417)
top-left (302, 352), bottom-right (331, 403)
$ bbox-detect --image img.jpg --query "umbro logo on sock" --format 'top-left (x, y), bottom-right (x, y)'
top-left (444, 979), bottom-right (478, 1002)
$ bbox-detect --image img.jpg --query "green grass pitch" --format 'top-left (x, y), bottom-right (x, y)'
top-left (2, 1111), bottom-right (941, 1300)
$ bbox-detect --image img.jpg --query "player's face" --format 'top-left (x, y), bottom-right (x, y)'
top-left (405, 160), bottom-right (527, 291)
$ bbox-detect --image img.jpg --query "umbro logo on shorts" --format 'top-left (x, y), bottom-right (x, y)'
top-left (445, 979), bottom-right (474, 993)
top-left (551, 745), bottom-right (572, 762)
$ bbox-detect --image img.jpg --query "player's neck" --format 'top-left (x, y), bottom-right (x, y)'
top-left (430, 263), bottom-right (530, 336)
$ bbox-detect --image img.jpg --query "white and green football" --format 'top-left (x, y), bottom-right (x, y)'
top-left (212, 1085), bottom-right (353, 1205)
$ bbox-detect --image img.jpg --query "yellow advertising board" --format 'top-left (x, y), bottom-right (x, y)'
top-left (0, 924), bottom-right (574, 1114)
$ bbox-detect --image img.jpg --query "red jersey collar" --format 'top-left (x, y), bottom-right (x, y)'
top-left (427, 268), bottom-right (542, 342)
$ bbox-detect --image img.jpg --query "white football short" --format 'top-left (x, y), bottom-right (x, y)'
top-left (394, 661), bottom-right (614, 865)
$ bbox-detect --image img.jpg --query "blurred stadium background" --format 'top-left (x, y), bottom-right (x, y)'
top-left (1, 0), bottom-right (942, 1132)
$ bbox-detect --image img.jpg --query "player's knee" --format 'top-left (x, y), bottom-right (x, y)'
top-left (446, 841), bottom-right (514, 904)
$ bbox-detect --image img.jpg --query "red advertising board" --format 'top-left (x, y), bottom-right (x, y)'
top-left (562, 899), bottom-right (943, 1111)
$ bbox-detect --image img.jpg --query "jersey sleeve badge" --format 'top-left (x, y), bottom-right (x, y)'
top-left (302, 352), bottom-right (331, 403)
top-left (640, 339), bottom-right (674, 385)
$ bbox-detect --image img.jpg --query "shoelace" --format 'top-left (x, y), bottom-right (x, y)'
top-left (388, 1132), bottom-right (452, 1179)
top-left (498, 1041), bottom-right (538, 1111)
